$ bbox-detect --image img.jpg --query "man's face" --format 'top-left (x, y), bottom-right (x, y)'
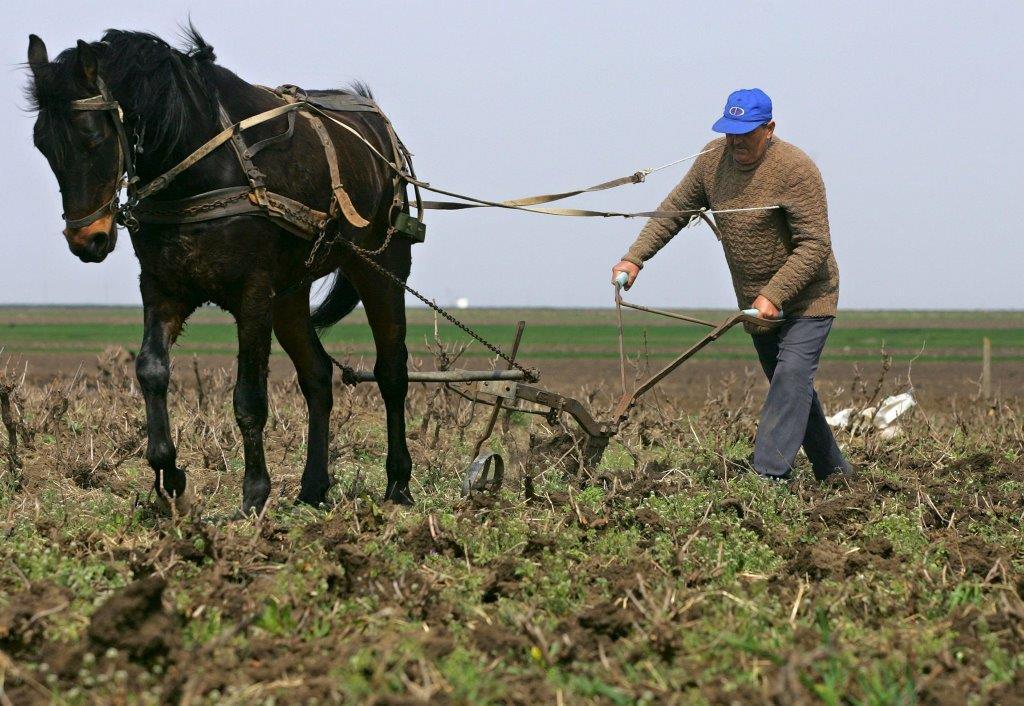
top-left (726, 121), bottom-right (775, 166)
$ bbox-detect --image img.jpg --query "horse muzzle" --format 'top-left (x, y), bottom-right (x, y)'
top-left (64, 214), bottom-right (117, 262)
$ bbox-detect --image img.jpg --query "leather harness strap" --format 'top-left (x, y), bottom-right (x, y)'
top-left (64, 77), bottom-right (132, 230)
top-left (131, 90), bottom-right (380, 237)
top-left (300, 112), bottom-right (370, 228)
top-left (130, 186), bottom-right (327, 241)
top-left (132, 102), bottom-right (305, 203)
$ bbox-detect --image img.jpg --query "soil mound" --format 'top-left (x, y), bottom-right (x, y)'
top-left (87, 575), bottom-right (179, 663)
top-left (0, 583), bottom-right (68, 655)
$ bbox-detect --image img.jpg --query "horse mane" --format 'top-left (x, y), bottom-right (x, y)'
top-left (99, 25), bottom-right (220, 154)
top-left (28, 24), bottom-right (375, 162)
top-left (27, 24), bottom-right (220, 158)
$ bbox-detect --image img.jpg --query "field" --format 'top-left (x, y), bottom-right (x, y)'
top-left (0, 307), bottom-right (1022, 704)
top-left (4, 307), bottom-right (1024, 363)
top-left (3, 306), bottom-right (1024, 402)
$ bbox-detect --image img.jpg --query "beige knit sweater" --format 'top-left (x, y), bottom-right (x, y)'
top-left (623, 137), bottom-right (839, 318)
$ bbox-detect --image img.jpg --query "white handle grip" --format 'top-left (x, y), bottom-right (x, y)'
top-left (614, 271), bottom-right (629, 288)
top-left (743, 308), bottom-right (785, 319)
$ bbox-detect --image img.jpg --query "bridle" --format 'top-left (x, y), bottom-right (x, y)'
top-left (65, 76), bottom-right (139, 231)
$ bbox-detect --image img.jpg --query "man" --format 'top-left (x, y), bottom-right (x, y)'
top-left (611, 88), bottom-right (852, 481)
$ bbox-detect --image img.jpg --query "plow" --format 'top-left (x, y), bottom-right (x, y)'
top-left (342, 271), bottom-right (782, 492)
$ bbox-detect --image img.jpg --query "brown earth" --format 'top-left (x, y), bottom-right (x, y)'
top-left (1, 343), bottom-right (1022, 703)
top-left (5, 351), bottom-right (1019, 405)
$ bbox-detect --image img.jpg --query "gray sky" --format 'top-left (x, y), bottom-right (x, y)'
top-left (3, 1), bottom-right (1021, 309)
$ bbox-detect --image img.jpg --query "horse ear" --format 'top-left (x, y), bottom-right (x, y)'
top-left (76, 39), bottom-right (99, 84)
top-left (27, 34), bottom-right (48, 76)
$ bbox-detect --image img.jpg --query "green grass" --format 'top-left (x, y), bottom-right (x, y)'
top-left (1, 306), bottom-right (1022, 362)
top-left (0, 353), bottom-right (1021, 703)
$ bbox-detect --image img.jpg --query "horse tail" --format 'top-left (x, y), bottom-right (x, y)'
top-left (310, 270), bottom-right (361, 331)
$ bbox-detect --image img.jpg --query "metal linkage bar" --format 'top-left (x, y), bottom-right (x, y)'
top-left (513, 383), bottom-right (615, 439)
top-left (349, 369), bottom-right (527, 383)
top-left (610, 311), bottom-right (780, 421)
top-left (470, 321), bottom-right (527, 459)
top-left (616, 300), bottom-right (717, 328)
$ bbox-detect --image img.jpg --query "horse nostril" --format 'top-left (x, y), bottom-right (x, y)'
top-left (91, 231), bottom-right (108, 253)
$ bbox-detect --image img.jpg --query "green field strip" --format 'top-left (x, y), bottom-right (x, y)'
top-left (3, 306), bottom-right (1024, 328)
top-left (3, 321), bottom-right (1022, 351)
top-left (3, 307), bottom-right (1022, 368)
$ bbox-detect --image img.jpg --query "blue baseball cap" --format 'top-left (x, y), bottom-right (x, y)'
top-left (712, 88), bottom-right (773, 134)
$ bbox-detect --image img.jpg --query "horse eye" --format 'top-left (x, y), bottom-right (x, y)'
top-left (82, 131), bottom-right (105, 150)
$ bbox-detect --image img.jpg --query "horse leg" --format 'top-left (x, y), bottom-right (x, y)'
top-left (136, 289), bottom-right (193, 509)
top-left (272, 287), bottom-right (334, 506)
top-left (354, 274), bottom-right (413, 505)
top-left (234, 289), bottom-right (274, 515)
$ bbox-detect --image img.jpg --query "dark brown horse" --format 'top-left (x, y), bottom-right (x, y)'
top-left (26, 27), bottom-right (415, 513)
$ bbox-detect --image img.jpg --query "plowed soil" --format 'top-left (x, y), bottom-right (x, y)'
top-left (0, 346), bottom-right (1021, 703)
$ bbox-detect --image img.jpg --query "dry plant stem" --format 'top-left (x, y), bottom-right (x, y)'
top-left (0, 379), bottom-right (23, 480)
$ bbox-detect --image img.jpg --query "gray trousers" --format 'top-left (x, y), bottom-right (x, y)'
top-left (751, 316), bottom-right (850, 479)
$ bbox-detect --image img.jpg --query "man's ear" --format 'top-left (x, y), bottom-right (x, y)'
top-left (27, 34), bottom-right (49, 77)
top-left (764, 120), bottom-right (776, 138)
top-left (76, 40), bottom-right (99, 84)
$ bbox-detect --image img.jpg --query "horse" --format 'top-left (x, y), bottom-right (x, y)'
top-left (26, 27), bottom-right (416, 514)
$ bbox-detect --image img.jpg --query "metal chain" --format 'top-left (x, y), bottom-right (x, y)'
top-left (126, 191), bottom-right (249, 225)
top-left (338, 236), bottom-right (539, 383)
top-left (304, 226), bottom-right (332, 269)
top-left (304, 218), bottom-right (395, 269)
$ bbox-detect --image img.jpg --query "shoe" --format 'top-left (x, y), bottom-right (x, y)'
top-left (815, 461), bottom-right (857, 483)
top-left (727, 454), bottom-right (790, 482)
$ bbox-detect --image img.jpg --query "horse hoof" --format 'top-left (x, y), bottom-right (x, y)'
top-left (296, 487), bottom-right (329, 508)
top-left (240, 498), bottom-right (268, 518)
top-left (384, 486), bottom-right (415, 506)
top-left (154, 482), bottom-right (195, 517)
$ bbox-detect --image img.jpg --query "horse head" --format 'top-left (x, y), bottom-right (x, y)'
top-left (28, 35), bottom-right (122, 263)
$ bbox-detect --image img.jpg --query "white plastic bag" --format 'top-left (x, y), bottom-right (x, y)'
top-left (872, 393), bottom-right (916, 430)
top-left (825, 408), bottom-right (854, 428)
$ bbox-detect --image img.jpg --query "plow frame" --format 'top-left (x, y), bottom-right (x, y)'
top-left (346, 290), bottom-right (781, 492)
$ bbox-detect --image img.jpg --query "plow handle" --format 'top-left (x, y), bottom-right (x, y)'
top-left (743, 308), bottom-right (785, 319)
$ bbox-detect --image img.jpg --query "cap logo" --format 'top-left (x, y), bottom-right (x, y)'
top-left (728, 106), bottom-right (745, 116)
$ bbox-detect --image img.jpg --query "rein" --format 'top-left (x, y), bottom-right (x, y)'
top-left (61, 76), bottom-right (780, 243)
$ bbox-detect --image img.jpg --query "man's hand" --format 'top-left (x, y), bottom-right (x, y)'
top-left (611, 260), bottom-right (640, 290)
top-left (752, 294), bottom-right (780, 319)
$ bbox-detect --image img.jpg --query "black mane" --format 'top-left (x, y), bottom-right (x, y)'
top-left (27, 25), bottom-right (374, 164)
top-left (28, 25), bottom-right (220, 158)
top-left (99, 26), bottom-right (220, 155)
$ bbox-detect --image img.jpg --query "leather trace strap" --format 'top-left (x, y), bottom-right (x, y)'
top-left (300, 112), bottom-right (370, 228)
top-left (305, 105), bottom-right (778, 222)
top-left (60, 73), bottom-right (776, 252)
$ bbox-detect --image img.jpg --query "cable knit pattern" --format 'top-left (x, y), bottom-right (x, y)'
top-left (623, 137), bottom-right (839, 318)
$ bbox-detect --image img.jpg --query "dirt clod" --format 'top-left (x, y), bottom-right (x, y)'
top-left (0, 583), bottom-right (68, 655)
top-left (87, 575), bottom-right (179, 663)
